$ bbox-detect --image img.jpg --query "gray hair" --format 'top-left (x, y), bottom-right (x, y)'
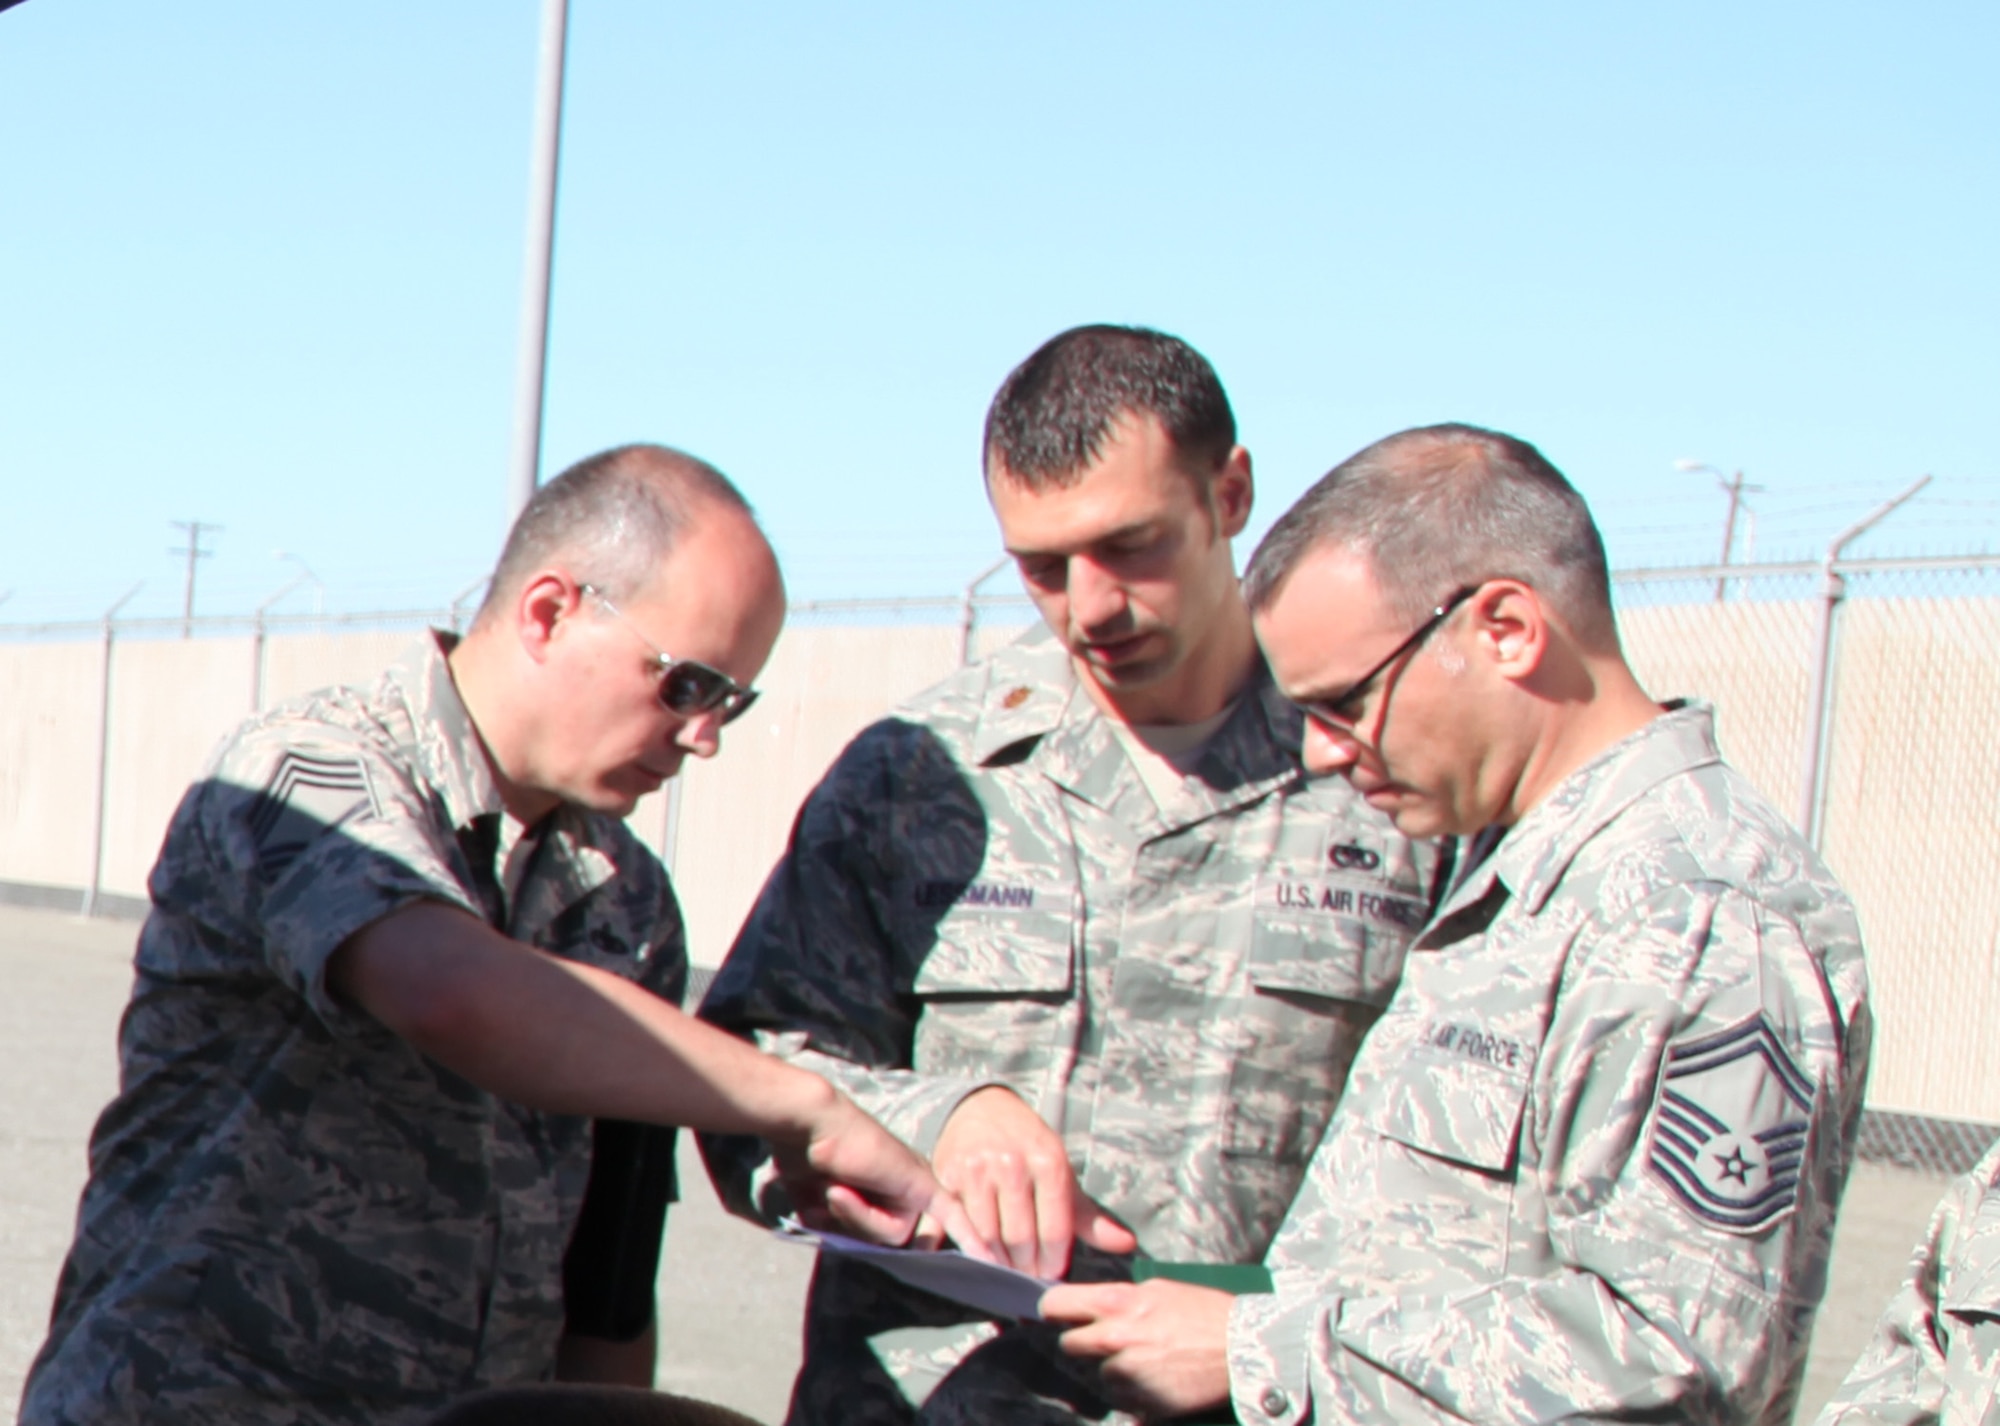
top-left (1243, 424), bottom-right (1617, 649)
top-left (476, 444), bottom-right (754, 622)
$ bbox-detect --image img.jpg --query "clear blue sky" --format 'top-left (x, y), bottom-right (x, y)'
top-left (3, 1), bottom-right (1995, 624)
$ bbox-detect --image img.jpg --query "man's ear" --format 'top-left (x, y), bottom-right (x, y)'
top-left (515, 571), bottom-right (582, 665)
top-left (1471, 580), bottom-right (1549, 685)
top-left (1211, 446), bottom-right (1254, 540)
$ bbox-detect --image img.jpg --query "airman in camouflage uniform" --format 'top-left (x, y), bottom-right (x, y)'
top-left (1814, 1137), bottom-right (2000, 1426)
top-left (24, 446), bottom-right (975, 1426)
top-left (1223, 702), bottom-right (1871, 1425)
top-left (1044, 423), bottom-right (1873, 1426)
top-left (700, 326), bottom-right (1440, 1425)
top-left (24, 633), bottom-right (683, 1426)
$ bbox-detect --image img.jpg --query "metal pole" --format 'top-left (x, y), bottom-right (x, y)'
top-left (1798, 475), bottom-right (1931, 847)
top-left (1714, 471), bottom-right (1746, 603)
top-left (505, 0), bottom-right (571, 522)
top-left (82, 581), bottom-right (144, 918)
top-left (958, 556), bottom-right (1012, 665)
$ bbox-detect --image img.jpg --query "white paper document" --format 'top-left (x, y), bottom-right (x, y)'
top-left (774, 1217), bottom-right (1054, 1321)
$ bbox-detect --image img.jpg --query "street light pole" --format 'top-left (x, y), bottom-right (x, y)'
top-left (505, 0), bottom-right (571, 523)
top-left (275, 550), bottom-right (326, 617)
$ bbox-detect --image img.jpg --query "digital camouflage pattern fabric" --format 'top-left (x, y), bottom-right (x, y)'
top-left (1815, 1136), bottom-right (2000, 1426)
top-left (23, 634), bottom-right (685, 1426)
top-left (1225, 703), bottom-right (1872, 1426)
top-left (700, 625), bottom-right (1442, 1425)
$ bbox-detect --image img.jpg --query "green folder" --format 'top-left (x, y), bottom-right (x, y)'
top-left (1128, 1259), bottom-right (1273, 1294)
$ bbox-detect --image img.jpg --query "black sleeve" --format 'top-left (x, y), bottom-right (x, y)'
top-left (561, 1119), bottom-right (679, 1341)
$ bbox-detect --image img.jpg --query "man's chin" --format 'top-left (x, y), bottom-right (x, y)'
top-left (1071, 640), bottom-right (1173, 690)
top-left (587, 772), bottom-right (678, 819)
top-left (1358, 784), bottom-right (1444, 837)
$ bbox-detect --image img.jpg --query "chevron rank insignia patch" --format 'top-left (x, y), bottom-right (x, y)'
top-left (1647, 1014), bottom-right (1816, 1235)
top-left (247, 751), bottom-right (381, 878)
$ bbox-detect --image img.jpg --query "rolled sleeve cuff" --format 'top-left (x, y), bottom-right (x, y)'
top-left (1230, 1289), bottom-right (1319, 1426)
top-left (264, 879), bottom-right (480, 1036)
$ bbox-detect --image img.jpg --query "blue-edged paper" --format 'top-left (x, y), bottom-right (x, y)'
top-left (774, 1217), bottom-right (1054, 1320)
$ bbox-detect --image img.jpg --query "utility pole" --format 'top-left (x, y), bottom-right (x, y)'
top-left (1714, 469), bottom-right (1750, 602)
top-left (1675, 461), bottom-right (1763, 601)
top-left (168, 520), bottom-right (222, 638)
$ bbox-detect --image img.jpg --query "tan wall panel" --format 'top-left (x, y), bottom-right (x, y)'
top-left (97, 637), bottom-right (260, 898)
top-left (258, 627), bottom-right (433, 710)
top-left (5, 593), bottom-right (1998, 1126)
top-left (0, 642), bottom-right (106, 889)
top-left (669, 623), bottom-right (964, 966)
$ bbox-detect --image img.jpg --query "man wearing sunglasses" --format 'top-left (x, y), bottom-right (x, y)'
top-left (1042, 423), bottom-right (1872, 1425)
top-left (700, 327), bottom-right (1443, 1424)
top-left (25, 445), bottom-right (984, 1426)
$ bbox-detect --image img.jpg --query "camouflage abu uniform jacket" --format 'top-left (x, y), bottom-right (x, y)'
top-left (1815, 1137), bottom-right (2000, 1426)
top-left (1228, 703), bottom-right (1873, 1426)
top-left (23, 634), bottom-right (684, 1426)
top-left (700, 625), bottom-right (1441, 1425)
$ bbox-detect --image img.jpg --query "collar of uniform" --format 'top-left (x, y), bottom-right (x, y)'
top-left (509, 815), bottom-right (621, 946)
top-left (392, 630), bottom-right (509, 833)
top-left (969, 626), bottom-right (1302, 825)
top-left (1483, 700), bottom-right (1721, 917)
top-left (967, 625), bottom-right (1082, 766)
top-left (1165, 667), bottom-right (1306, 819)
top-left (397, 631), bottom-right (621, 940)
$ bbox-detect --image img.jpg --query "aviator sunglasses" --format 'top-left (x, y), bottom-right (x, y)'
top-left (580, 584), bottom-right (761, 725)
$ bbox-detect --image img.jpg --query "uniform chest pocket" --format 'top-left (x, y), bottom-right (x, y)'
top-left (1353, 1054), bottom-right (1532, 1281)
top-left (899, 881), bottom-right (1076, 1084)
top-left (1219, 902), bottom-right (1401, 1174)
top-left (1373, 1056), bottom-right (1532, 1171)
top-left (1248, 875), bottom-right (1421, 1007)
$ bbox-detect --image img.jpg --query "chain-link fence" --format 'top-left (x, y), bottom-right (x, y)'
top-left (1615, 556), bottom-right (2000, 1128)
top-left (1, 561), bottom-right (1995, 1129)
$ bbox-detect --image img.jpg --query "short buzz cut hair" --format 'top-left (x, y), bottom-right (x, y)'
top-left (982, 324), bottom-right (1236, 489)
top-left (475, 443), bottom-right (754, 623)
top-left (1243, 423), bottom-right (1619, 650)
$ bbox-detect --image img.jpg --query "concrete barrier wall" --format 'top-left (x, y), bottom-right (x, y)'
top-left (0, 641), bottom-right (104, 891)
top-left (2, 601), bottom-right (1995, 1122)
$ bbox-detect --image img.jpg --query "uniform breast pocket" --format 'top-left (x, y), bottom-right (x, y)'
top-left (1360, 1054), bottom-right (1531, 1280)
top-left (900, 881), bottom-right (1077, 1085)
top-left (1220, 900), bottom-right (1400, 1167)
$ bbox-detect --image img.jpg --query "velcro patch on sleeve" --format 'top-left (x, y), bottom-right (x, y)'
top-left (247, 751), bottom-right (381, 878)
top-left (1647, 1013), bottom-right (1816, 1235)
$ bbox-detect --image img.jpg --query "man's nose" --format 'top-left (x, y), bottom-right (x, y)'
top-left (675, 712), bottom-right (724, 760)
top-left (1301, 716), bottom-right (1361, 776)
top-left (1066, 557), bottom-right (1127, 631)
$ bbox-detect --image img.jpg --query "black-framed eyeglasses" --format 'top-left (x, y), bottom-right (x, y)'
top-left (1301, 584), bottom-right (1480, 728)
top-left (581, 584), bottom-right (761, 725)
